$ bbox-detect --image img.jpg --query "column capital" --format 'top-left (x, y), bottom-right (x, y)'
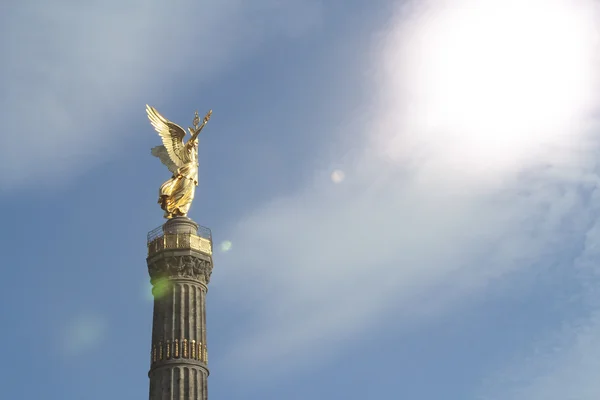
top-left (148, 254), bottom-right (213, 287)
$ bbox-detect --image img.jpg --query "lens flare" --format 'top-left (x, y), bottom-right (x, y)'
top-left (144, 281), bottom-right (154, 301)
top-left (220, 240), bottom-right (232, 252)
top-left (331, 169), bottom-right (345, 183)
top-left (152, 277), bottom-right (172, 299)
top-left (63, 314), bottom-right (107, 355)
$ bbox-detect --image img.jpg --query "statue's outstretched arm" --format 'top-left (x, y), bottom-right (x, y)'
top-left (186, 110), bottom-right (212, 147)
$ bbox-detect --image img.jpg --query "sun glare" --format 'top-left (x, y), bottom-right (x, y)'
top-left (382, 0), bottom-right (599, 172)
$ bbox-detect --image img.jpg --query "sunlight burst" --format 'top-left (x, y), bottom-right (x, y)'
top-left (382, 0), bottom-right (599, 172)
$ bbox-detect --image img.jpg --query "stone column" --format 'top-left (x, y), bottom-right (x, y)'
top-left (147, 217), bottom-right (213, 400)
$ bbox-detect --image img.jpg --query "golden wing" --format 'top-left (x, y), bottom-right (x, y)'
top-left (146, 105), bottom-right (190, 168)
top-left (151, 145), bottom-right (179, 174)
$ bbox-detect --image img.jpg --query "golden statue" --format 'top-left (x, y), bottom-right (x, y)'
top-left (146, 105), bottom-right (212, 219)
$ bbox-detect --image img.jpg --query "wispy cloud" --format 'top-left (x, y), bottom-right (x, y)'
top-left (0, 0), bottom-right (323, 190)
top-left (215, 0), bottom-right (600, 382)
top-left (478, 201), bottom-right (600, 399)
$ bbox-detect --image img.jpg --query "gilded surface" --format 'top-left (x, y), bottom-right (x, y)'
top-left (151, 339), bottom-right (207, 365)
top-left (147, 105), bottom-right (212, 219)
top-left (148, 233), bottom-right (212, 256)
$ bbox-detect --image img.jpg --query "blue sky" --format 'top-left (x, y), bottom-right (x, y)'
top-left (2, 0), bottom-right (600, 399)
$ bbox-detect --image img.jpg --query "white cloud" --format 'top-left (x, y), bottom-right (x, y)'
top-left (214, 0), bottom-right (600, 382)
top-left (0, 0), bottom-right (323, 190)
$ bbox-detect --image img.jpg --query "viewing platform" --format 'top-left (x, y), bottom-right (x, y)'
top-left (147, 217), bottom-right (213, 257)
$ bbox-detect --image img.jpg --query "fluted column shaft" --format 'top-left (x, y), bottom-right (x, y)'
top-left (147, 217), bottom-right (213, 400)
top-left (149, 280), bottom-right (208, 400)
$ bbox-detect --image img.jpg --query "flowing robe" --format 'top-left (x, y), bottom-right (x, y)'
top-left (159, 145), bottom-right (198, 218)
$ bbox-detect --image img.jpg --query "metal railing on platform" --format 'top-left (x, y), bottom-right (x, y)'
top-left (147, 223), bottom-right (212, 256)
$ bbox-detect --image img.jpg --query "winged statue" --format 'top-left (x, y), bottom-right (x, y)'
top-left (146, 105), bottom-right (212, 219)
